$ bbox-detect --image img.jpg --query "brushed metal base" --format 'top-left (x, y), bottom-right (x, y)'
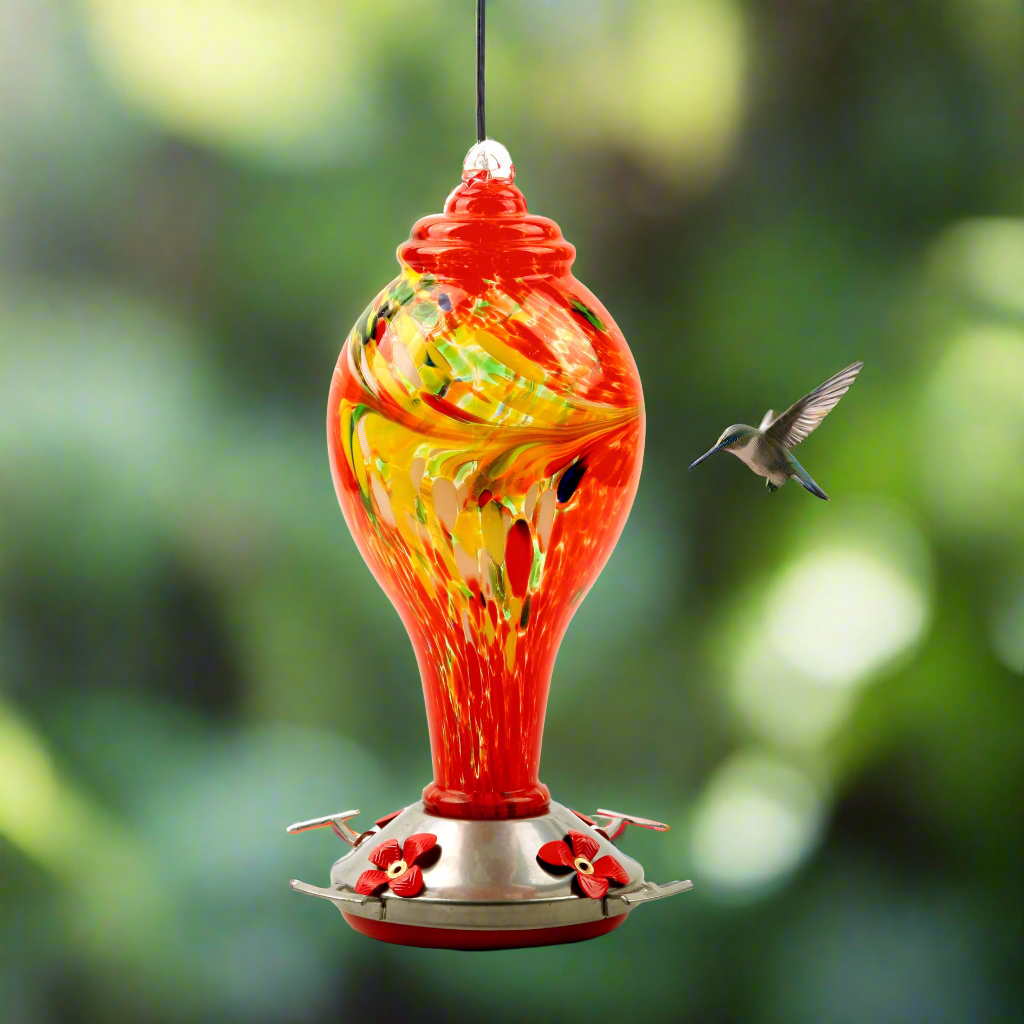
top-left (288, 799), bottom-right (692, 949)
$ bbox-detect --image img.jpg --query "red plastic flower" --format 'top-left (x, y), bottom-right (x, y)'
top-left (538, 829), bottom-right (629, 899)
top-left (354, 833), bottom-right (437, 897)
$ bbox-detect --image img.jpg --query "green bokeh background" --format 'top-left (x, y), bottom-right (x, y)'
top-left (1, 1), bottom-right (1022, 1022)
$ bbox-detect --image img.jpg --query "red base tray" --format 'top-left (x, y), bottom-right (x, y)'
top-left (341, 912), bottom-right (628, 951)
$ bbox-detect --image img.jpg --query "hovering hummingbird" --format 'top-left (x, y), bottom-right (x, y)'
top-left (688, 362), bottom-right (863, 500)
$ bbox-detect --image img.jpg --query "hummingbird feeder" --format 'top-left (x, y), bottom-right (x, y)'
top-left (286, 1), bottom-right (692, 951)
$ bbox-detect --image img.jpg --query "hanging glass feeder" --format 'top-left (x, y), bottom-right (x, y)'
top-left (286, 4), bottom-right (692, 951)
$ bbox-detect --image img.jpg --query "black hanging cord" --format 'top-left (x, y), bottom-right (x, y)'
top-left (476, 0), bottom-right (486, 142)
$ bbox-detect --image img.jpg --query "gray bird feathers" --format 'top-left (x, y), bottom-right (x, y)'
top-left (688, 361), bottom-right (863, 500)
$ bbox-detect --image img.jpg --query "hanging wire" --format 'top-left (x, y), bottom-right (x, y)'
top-left (476, 0), bottom-right (486, 142)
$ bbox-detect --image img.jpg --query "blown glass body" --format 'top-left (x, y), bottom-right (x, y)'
top-left (327, 146), bottom-right (644, 820)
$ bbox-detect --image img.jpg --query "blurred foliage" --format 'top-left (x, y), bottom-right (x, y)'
top-left (1, 1), bottom-right (1022, 1022)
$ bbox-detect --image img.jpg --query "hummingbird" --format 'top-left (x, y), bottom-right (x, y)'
top-left (688, 361), bottom-right (863, 500)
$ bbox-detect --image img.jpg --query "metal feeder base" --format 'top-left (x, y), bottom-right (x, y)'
top-left (288, 799), bottom-right (692, 951)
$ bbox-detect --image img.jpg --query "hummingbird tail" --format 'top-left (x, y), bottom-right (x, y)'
top-left (788, 456), bottom-right (830, 501)
top-left (797, 476), bottom-right (830, 501)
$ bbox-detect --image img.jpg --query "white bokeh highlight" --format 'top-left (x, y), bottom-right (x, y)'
top-left (690, 751), bottom-right (824, 893)
top-left (728, 502), bottom-right (932, 748)
top-left (765, 547), bottom-right (927, 689)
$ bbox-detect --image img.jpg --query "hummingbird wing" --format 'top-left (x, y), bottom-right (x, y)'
top-left (765, 361), bottom-right (863, 449)
top-left (759, 408), bottom-right (775, 430)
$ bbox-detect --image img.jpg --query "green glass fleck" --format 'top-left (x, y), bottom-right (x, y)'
top-left (570, 298), bottom-right (606, 332)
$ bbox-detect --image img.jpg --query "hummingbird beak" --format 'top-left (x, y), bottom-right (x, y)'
top-left (688, 441), bottom-right (728, 470)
